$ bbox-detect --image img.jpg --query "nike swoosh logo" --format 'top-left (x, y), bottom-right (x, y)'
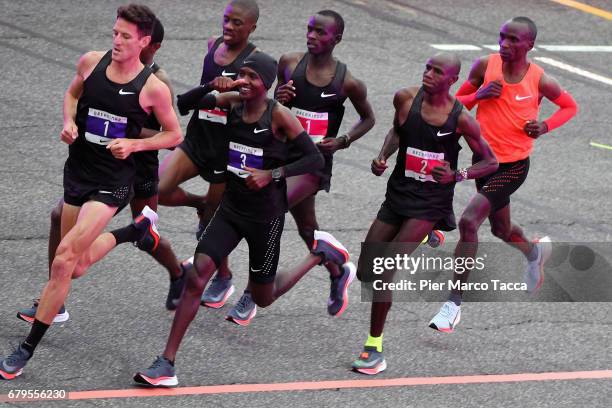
top-left (213, 170), bottom-right (224, 174)
top-left (119, 89), bottom-right (135, 95)
top-left (515, 95), bottom-right (532, 101)
top-left (436, 131), bottom-right (453, 137)
top-left (221, 70), bottom-right (236, 77)
top-left (321, 92), bottom-right (336, 98)
top-left (250, 267), bottom-right (262, 272)
top-left (237, 171), bottom-right (250, 177)
top-left (254, 128), bottom-right (268, 134)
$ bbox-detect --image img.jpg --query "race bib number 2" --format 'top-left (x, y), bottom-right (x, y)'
top-left (405, 147), bottom-right (444, 182)
top-left (227, 141), bottom-right (263, 178)
top-left (84, 108), bottom-right (127, 145)
top-left (292, 107), bottom-right (328, 144)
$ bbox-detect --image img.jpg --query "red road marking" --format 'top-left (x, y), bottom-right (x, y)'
top-left (2, 370), bottom-right (611, 402)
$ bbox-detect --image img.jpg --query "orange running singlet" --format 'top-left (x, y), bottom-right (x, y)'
top-left (476, 54), bottom-right (543, 163)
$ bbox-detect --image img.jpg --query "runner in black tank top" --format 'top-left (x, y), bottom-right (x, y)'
top-left (136, 52), bottom-right (353, 387)
top-left (351, 53), bottom-right (498, 376)
top-left (157, 2), bottom-right (259, 301)
top-left (217, 10), bottom-right (375, 322)
top-left (1, 5), bottom-right (183, 381)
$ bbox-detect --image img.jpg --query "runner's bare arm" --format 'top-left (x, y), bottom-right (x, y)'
top-left (138, 68), bottom-right (175, 139)
top-left (336, 72), bottom-right (375, 148)
top-left (61, 52), bottom-right (104, 145)
top-left (456, 111), bottom-right (498, 179)
top-left (274, 53), bottom-right (301, 105)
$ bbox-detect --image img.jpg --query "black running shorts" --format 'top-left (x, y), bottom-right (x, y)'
top-left (475, 157), bottom-right (530, 212)
top-left (196, 208), bottom-right (285, 284)
top-left (63, 166), bottom-right (133, 209)
top-left (178, 139), bottom-right (226, 184)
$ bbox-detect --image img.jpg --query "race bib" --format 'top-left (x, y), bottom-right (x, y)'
top-left (404, 147), bottom-right (444, 182)
top-left (227, 141), bottom-right (263, 178)
top-left (198, 90), bottom-right (227, 124)
top-left (84, 108), bottom-right (127, 145)
top-left (292, 107), bottom-right (328, 144)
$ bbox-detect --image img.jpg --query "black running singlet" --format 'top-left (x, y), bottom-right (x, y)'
top-left (386, 88), bottom-right (463, 217)
top-left (287, 53), bottom-right (347, 157)
top-left (221, 99), bottom-right (289, 222)
top-left (69, 50), bottom-right (152, 186)
top-left (184, 37), bottom-right (256, 165)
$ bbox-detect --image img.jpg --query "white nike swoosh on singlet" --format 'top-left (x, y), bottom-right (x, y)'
top-left (436, 131), bottom-right (453, 137)
top-left (118, 89), bottom-right (135, 95)
top-left (221, 70), bottom-right (236, 77)
top-left (321, 92), bottom-right (336, 98)
top-left (515, 95), bottom-right (532, 101)
top-left (254, 128), bottom-right (268, 134)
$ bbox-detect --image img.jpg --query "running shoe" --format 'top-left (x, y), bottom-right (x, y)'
top-left (524, 236), bottom-right (552, 294)
top-left (311, 230), bottom-right (349, 265)
top-left (425, 230), bottom-right (445, 248)
top-left (17, 299), bottom-right (69, 324)
top-left (134, 205), bottom-right (160, 253)
top-left (201, 274), bottom-right (235, 308)
top-left (351, 346), bottom-right (387, 375)
top-left (226, 292), bottom-right (257, 326)
top-left (0, 344), bottom-right (31, 380)
top-left (327, 262), bottom-right (356, 317)
top-left (134, 356), bottom-right (178, 387)
top-left (429, 301), bottom-right (461, 333)
top-left (166, 258), bottom-right (191, 311)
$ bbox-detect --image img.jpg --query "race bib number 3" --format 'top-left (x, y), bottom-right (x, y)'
top-left (84, 108), bottom-right (127, 145)
top-left (227, 141), bottom-right (264, 178)
top-left (292, 107), bottom-right (328, 143)
top-left (405, 147), bottom-right (444, 182)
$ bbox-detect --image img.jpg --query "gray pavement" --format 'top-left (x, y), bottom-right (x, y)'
top-left (0, 1), bottom-right (611, 407)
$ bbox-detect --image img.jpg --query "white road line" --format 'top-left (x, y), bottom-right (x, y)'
top-left (538, 45), bottom-right (612, 52)
top-left (534, 56), bottom-right (612, 86)
top-left (431, 44), bottom-right (481, 51)
top-left (590, 141), bottom-right (612, 151)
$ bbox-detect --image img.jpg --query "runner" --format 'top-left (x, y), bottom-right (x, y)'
top-left (0, 4), bottom-right (182, 380)
top-left (16, 18), bottom-right (186, 325)
top-left (429, 16), bottom-right (578, 333)
top-left (351, 53), bottom-right (498, 375)
top-left (134, 52), bottom-right (351, 387)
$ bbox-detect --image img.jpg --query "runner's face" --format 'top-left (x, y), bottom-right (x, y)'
top-left (306, 14), bottom-right (339, 55)
top-left (222, 4), bottom-right (256, 46)
top-left (498, 22), bottom-right (534, 62)
top-left (238, 66), bottom-right (267, 99)
top-left (422, 57), bottom-right (455, 94)
top-left (112, 18), bottom-right (151, 62)
top-left (140, 42), bottom-right (160, 65)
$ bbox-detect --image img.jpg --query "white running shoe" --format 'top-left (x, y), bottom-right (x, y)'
top-left (429, 301), bottom-right (461, 333)
top-left (524, 236), bottom-right (552, 294)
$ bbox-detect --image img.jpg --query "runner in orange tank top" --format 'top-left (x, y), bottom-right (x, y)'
top-left (429, 17), bottom-right (578, 333)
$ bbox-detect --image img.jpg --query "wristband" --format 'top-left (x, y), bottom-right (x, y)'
top-left (455, 168), bottom-right (468, 182)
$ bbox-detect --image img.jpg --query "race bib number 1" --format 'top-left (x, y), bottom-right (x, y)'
top-left (227, 141), bottom-right (264, 178)
top-left (84, 108), bottom-right (128, 145)
top-left (292, 107), bottom-right (328, 144)
top-left (405, 147), bottom-right (444, 182)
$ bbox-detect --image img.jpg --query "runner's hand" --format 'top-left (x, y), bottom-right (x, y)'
top-left (476, 80), bottom-right (503, 99)
top-left (524, 120), bottom-right (548, 139)
top-left (107, 139), bottom-right (136, 160)
top-left (432, 160), bottom-right (455, 184)
top-left (210, 77), bottom-right (246, 93)
top-left (317, 137), bottom-right (342, 154)
top-left (275, 80), bottom-right (296, 105)
top-left (371, 157), bottom-right (388, 176)
top-left (244, 166), bottom-right (272, 190)
top-left (61, 121), bottom-right (78, 145)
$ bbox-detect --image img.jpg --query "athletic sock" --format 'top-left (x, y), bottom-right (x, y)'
top-left (110, 224), bottom-right (140, 245)
top-left (449, 292), bottom-right (462, 306)
top-left (22, 319), bottom-right (50, 355)
top-left (365, 333), bottom-right (383, 353)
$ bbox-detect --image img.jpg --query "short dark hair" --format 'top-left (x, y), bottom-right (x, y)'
top-left (151, 18), bottom-right (164, 44)
top-left (229, 0), bottom-right (259, 22)
top-left (511, 16), bottom-right (537, 41)
top-left (116, 4), bottom-right (156, 38)
top-left (316, 10), bottom-right (344, 35)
